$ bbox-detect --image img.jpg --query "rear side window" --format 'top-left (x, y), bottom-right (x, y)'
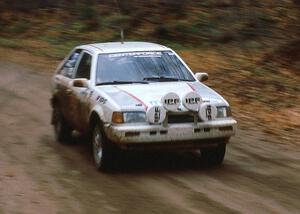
top-left (75, 53), bottom-right (92, 79)
top-left (60, 49), bottom-right (82, 78)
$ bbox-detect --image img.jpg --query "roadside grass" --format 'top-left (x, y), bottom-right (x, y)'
top-left (0, 47), bottom-right (58, 72)
top-left (0, 37), bottom-right (19, 49)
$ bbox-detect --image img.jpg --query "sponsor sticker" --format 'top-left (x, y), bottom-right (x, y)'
top-left (96, 96), bottom-right (107, 104)
top-left (108, 52), bottom-right (162, 58)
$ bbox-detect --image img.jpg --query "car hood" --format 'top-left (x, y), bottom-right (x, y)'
top-left (96, 81), bottom-right (228, 111)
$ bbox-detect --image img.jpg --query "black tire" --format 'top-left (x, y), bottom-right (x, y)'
top-left (91, 122), bottom-right (115, 171)
top-left (200, 142), bottom-right (226, 166)
top-left (52, 106), bottom-right (72, 143)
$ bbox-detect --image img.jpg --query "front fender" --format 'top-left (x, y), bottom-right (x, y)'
top-left (89, 105), bottom-right (106, 123)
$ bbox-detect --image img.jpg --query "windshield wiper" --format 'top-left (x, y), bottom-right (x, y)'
top-left (143, 76), bottom-right (193, 82)
top-left (96, 81), bottom-right (148, 86)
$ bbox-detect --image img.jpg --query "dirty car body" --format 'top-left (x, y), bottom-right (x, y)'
top-left (51, 42), bottom-right (237, 170)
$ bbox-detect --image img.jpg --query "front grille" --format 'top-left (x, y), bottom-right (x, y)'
top-left (168, 114), bottom-right (195, 124)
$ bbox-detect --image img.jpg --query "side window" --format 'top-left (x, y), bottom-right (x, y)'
top-left (75, 52), bottom-right (92, 79)
top-left (60, 49), bottom-right (82, 78)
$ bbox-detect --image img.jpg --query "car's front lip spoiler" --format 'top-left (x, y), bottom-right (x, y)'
top-left (104, 118), bottom-right (237, 146)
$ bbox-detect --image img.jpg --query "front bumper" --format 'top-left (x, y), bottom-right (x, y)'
top-left (105, 118), bottom-right (237, 149)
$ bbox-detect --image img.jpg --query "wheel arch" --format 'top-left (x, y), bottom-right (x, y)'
top-left (89, 111), bottom-right (102, 129)
top-left (88, 106), bottom-right (105, 134)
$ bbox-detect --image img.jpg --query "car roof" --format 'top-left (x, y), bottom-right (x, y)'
top-left (78, 42), bottom-right (171, 54)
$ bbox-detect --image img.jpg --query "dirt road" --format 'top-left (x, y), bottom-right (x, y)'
top-left (0, 60), bottom-right (299, 214)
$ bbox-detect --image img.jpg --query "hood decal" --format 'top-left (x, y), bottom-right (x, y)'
top-left (115, 86), bottom-right (148, 110)
top-left (186, 82), bottom-right (196, 92)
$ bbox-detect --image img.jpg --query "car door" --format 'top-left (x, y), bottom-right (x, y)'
top-left (71, 51), bottom-right (93, 132)
top-left (54, 49), bottom-right (82, 127)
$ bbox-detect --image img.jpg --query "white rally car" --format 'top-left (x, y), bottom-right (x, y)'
top-left (51, 42), bottom-right (237, 170)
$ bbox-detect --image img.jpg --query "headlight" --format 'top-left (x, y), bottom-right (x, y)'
top-left (217, 106), bottom-right (232, 118)
top-left (124, 112), bottom-right (146, 123)
top-left (112, 112), bottom-right (146, 123)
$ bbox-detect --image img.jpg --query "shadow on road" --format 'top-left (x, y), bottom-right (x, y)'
top-left (47, 133), bottom-right (224, 174)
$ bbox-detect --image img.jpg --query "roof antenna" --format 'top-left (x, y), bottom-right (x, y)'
top-left (121, 28), bottom-right (124, 44)
top-left (115, 0), bottom-right (124, 44)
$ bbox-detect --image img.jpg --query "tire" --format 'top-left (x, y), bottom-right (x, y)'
top-left (200, 142), bottom-right (226, 166)
top-left (91, 122), bottom-right (115, 171)
top-left (52, 106), bottom-right (72, 143)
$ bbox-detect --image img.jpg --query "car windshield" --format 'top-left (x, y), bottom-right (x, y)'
top-left (96, 51), bottom-right (195, 85)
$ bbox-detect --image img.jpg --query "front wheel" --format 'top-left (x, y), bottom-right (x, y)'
top-left (92, 123), bottom-right (115, 171)
top-left (200, 142), bottom-right (226, 166)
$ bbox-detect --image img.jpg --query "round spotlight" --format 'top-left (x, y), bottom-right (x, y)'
top-left (146, 105), bottom-right (166, 124)
top-left (182, 91), bottom-right (202, 111)
top-left (161, 92), bottom-right (180, 111)
top-left (198, 103), bottom-right (217, 121)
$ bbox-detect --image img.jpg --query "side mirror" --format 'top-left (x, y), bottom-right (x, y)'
top-left (195, 72), bottom-right (208, 82)
top-left (72, 78), bottom-right (89, 88)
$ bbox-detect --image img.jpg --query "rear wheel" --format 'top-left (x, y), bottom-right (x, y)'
top-left (52, 106), bottom-right (72, 143)
top-left (200, 141), bottom-right (226, 166)
top-left (92, 123), bottom-right (115, 171)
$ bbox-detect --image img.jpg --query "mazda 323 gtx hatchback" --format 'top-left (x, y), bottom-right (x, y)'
top-left (51, 42), bottom-right (237, 170)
